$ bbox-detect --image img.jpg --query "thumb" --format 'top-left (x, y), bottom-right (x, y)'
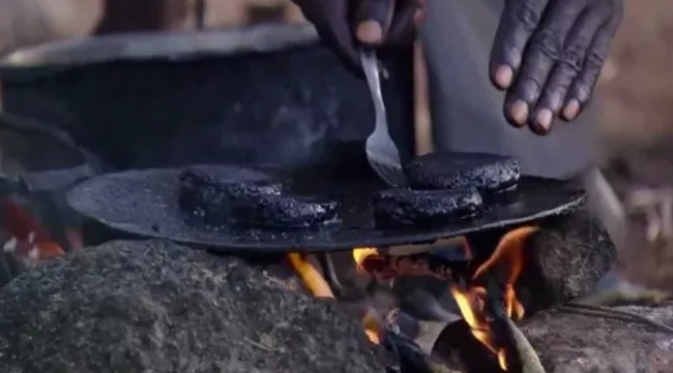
top-left (354, 0), bottom-right (396, 46)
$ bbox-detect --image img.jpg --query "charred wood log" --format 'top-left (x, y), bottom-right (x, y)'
top-left (382, 311), bottom-right (461, 373)
top-left (358, 251), bottom-right (471, 283)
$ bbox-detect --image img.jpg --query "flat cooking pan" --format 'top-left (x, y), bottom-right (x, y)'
top-left (66, 164), bottom-right (585, 252)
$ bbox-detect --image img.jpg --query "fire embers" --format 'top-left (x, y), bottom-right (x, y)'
top-left (1, 199), bottom-right (82, 277)
top-left (353, 247), bottom-right (470, 283)
top-left (2, 199), bottom-right (64, 262)
top-left (352, 226), bottom-right (538, 371)
top-left (284, 226), bottom-right (540, 372)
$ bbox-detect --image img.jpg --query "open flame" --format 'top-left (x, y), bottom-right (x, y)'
top-left (287, 253), bottom-right (334, 298)
top-left (287, 251), bottom-right (382, 344)
top-left (288, 226), bottom-right (538, 359)
top-left (351, 226), bottom-right (537, 370)
top-left (451, 285), bottom-right (509, 369)
top-left (353, 247), bottom-right (379, 273)
top-left (360, 306), bottom-right (383, 344)
top-left (2, 199), bottom-right (69, 264)
top-left (451, 226), bottom-right (537, 371)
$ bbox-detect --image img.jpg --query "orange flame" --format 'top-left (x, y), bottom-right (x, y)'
top-left (451, 286), bottom-right (508, 370)
top-left (352, 247), bottom-right (379, 273)
top-left (288, 251), bottom-right (382, 344)
top-left (296, 226), bottom-right (536, 352)
top-left (287, 253), bottom-right (334, 298)
top-left (3, 199), bottom-right (65, 262)
top-left (361, 307), bottom-right (382, 344)
top-left (450, 226), bottom-right (538, 371)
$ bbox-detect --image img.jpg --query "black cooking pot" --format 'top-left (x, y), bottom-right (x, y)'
top-left (0, 24), bottom-right (415, 171)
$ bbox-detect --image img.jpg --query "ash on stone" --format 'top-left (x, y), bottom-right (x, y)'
top-left (0, 240), bottom-right (387, 373)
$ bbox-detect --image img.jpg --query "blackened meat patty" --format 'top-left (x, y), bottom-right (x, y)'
top-left (178, 166), bottom-right (281, 226)
top-left (178, 166), bottom-right (337, 228)
top-left (235, 195), bottom-right (338, 228)
top-left (372, 187), bottom-right (483, 227)
top-left (404, 152), bottom-right (520, 193)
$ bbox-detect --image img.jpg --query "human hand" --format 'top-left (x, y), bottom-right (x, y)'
top-left (490, 0), bottom-right (623, 134)
top-left (291, 0), bottom-right (425, 74)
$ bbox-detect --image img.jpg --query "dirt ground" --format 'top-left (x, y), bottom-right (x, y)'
top-left (597, 0), bottom-right (673, 149)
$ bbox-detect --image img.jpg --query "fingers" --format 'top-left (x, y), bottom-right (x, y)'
top-left (355, 0), bottom-right (422, 47)
top-left (503, 0), bottom-right (585, 132)
top-left (355, 0), bottom-right (397, 46)
top-left (299, 1), bottom-right (361, 73)
top-left (533, 7), bottom-right (606, 129)
top-left (495, 0), bottom-right (623, 135)
top-left (489, 0), bottom-right (551, 90)
top-left (292, 0), bottom-right (423, 77)
top-left (316, 21), bottom-right (362, 73)
top-left (562, 6), bottom-right (623, 121)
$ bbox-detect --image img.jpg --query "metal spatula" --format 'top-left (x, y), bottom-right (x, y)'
top-left (360, 50), bottom-right (408, 187)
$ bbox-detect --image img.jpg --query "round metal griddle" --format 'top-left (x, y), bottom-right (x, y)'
top-left (66, 165), bottom-right (585, 252)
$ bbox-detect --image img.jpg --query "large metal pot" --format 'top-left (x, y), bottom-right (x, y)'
top-left (0, 24), bottom-right (415, 171)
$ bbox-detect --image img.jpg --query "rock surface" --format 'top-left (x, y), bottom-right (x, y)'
top-left (518, 211), bottom-right (617, 311)
top-left (0, 240), bottom-right (386, 373)
top-left (521, 304), bottom-right (673, 373)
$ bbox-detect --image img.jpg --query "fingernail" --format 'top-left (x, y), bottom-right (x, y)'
top-left (357, 20), bottom-right (383, 44)
top-left (562, 100), bottom-right (581, 121)
top-left (509, 100), bottom-right (528, 126)
top-left (535, 109), bottom-right (553, 131)
top-left (494, 66), bottom-right (513, 89)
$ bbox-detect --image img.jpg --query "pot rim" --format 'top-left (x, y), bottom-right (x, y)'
top-left (0, 23), bottom-right (318, 73)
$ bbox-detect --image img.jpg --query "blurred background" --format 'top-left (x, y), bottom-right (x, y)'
top-left (0, 0), bottom-right (666, 158)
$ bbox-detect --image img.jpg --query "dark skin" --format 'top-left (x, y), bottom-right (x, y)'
top-left (291, 0), bottom-right (624, 135)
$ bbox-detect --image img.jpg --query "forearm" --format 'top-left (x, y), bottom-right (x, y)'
top-left (0, 0), bottom-right (101, 53)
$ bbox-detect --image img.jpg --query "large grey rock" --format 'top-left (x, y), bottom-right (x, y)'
top-left (518, 211), bottom-right (618, 312)
top-left (521, 304), bottom-right (673, 373)
top-left (0, 240), bottom-right (386, 373)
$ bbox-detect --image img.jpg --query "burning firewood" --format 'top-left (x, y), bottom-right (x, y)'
top-left (286, 210), bottom-right (626, 372)
top-left (350, 227), bottom-right (540, 372)
top-left (0, 198), bottom-right (74, 287)
top-left (353, 247), bottom-right (471, 283)
top-left (287, 252), bottom-right (334, 298)
top-left (501, 317), bottom-right (546, 373)
top-left (381, 309), bottom-right (463, 373)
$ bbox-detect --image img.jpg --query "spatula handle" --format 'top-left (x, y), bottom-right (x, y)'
top-left (360, 50), bottom-right (389, 136)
